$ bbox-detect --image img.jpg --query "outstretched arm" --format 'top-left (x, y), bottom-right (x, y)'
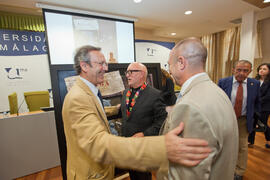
top-left (165, 122), bottom-right (211, 166)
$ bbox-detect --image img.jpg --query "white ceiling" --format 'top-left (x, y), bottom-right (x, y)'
top-left (0, 0), bottom-right (270, 39)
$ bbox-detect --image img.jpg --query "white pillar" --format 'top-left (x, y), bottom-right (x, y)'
top-left (239, 11), bottom-right (257, 67)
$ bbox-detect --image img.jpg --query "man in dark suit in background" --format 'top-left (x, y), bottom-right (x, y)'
top-left (120, 62), bottom-right (167, 180)
top-left (218, 60), bottom-right (260, 180)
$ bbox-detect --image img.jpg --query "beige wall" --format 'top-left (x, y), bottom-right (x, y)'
top-left (134, 27), bottom-right (181, 43)
top-left (261, 17), bottom-right (270, 63)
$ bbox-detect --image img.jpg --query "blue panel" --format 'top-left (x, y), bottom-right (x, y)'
top-left (0, 29), bottom-right (47, 56)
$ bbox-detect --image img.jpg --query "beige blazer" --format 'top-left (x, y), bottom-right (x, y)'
top-left (162, 74), bottom-right (239, 180)
top-left (62, 78), bottom-right (167, 180)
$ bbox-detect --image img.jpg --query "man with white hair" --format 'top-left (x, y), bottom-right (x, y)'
top-left (120, 62), bottom-right (167, 180)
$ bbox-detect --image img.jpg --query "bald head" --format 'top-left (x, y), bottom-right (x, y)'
top-left (126, 62), bottom-right (148, 88)
top-left (168, 37), bottom-right (207, 86)
top-left (173, 37), bottom-right (207, 68)
top-left (128, 62), bottom-right (148, 80)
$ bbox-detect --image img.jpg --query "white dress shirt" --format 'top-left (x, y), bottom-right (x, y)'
top-left (79, 76), bottom-right (104, 113)
top-left (231, 76), bottom-right (247, 116)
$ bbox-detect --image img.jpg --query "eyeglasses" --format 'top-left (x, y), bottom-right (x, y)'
top-left (125, 70), bottom-right (141, 75)
top-left (92, 61), bottom-right (108, 67)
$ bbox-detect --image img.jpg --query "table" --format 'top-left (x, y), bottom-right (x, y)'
top-left (0, 110), bottom-right (60, 179)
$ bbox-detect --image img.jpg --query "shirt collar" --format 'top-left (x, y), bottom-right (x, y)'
top-left (180, 72), bottom-right (206, 96)
top-left (79, 76), bottom-right (99, 96)
top-left (233, 76), bottom-right (247, 84)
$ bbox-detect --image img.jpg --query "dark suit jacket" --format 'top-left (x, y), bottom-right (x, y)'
top-left (218, 76), bottom-right (260, 133)
top-left (121, 85), bottom-right (167, 137)
top-left (260, 81), bottom-right (270, 112)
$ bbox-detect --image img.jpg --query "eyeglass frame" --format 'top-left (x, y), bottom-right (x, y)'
top-left (91, 61), bottom-right (108, 67)
top-left (125, 70), bottom-right (142, 76)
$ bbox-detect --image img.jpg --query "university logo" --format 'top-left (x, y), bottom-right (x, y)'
top-left (4, 67), bottom-right (27, 80)
top-left (146, 48), bottom-right (156, 56)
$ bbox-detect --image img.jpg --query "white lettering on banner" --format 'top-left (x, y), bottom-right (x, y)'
top-left (23, 46), bottom-right (29, 52)
top-left (12, 34), bottom-right (19, 41)
top-left (3, 34), bottom-right (9, 41)
top-left (22, 35), bottom-right (27, 41)
top-left (0, 44), bottom-right (46, 52)
top-left (0, 30), bottom-right (47, 55)
top-left (13, 43), bottom-right (19, 51)
top-left (35, 36), bottom-right (41, 42)
top-left (42, 46), bottom-right (47, 52)
top-left (0, 33), bottom-right (45, 43)
top-left (33, 46), bottom-right (39, 52)
top-left (0, 44), bottom-right (7, 51)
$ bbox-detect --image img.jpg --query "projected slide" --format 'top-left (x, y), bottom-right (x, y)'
top-left (44, 11), bottom-right (135, 64)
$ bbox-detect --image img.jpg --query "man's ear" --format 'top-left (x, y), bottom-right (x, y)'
top-left (80, 61), bottom-right (88, 72)
top-left (178, 56), bottom-right (186, 70)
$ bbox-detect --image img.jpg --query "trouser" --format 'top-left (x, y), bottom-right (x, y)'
top-left (235, 116), bottom-right (249, 176)
top-left (129, 170), bottom-right (152, 180)
top-left (248, 111), bottom-right (270, 144)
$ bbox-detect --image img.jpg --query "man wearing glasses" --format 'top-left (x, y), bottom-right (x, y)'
top-left (62, 46), bottom-right (211, 180)
top-left (119, 62), bottom-right (168, 180)
top-left (218, 60), bottom-right (260, 180)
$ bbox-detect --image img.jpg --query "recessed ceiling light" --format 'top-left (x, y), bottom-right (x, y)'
top-left (263, 0), bottom-right (270, 3)
top-left (171, 33), bottom-right (176, 36)
top-left (185, 10), bottom-right (192, 15)
top-left (134, 0), bottom-right (142, 3)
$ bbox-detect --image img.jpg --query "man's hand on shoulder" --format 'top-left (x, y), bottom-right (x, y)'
top-left (132, 132), bottom-right (144, 137)
top-left (165, 122), bottom-right (211, 166)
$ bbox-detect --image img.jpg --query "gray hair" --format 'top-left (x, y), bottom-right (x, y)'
top-left (174, 37), bottom-right (207, 67)
top-left (74, 45), bottom-right (101, 74)
top-left (234, 60), bottom-right (252, 69)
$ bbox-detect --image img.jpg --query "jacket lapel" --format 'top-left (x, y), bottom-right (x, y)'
top-left (76, 78), bottom-right (110, 132)
top-left (260, 81), bottom-right (268, 96)
top-left (246, 78), bottom-right (253, 106)
top-left (227, 76), bottom-right (233, 99)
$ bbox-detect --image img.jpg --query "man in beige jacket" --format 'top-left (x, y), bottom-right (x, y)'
top-left (161, 38), bottom-right (239, 180)
top-left (62, 45), bottom-right (212, 180)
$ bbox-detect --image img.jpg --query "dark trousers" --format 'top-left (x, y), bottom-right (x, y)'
top-left (248, 112), bottom-right (270, 144)
top-left (129, 170), bottom-right (152, 180)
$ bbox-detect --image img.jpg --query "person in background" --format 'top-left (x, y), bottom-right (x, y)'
top-left (161, 68), bottom-right (177, 106)
top-left (218, 60), bottom-right (260, 180)
top-left (160, 37), bottom-right (238, 180)
top-left (248, 63), bottom-right (270, 148)
top-left (62, 45), bottom-right (212, 180)
top-left (120, 62), bottom-right (167, 180)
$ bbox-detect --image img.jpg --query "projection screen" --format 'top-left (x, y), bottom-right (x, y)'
top-left (43, 9), bottom-right (135, 65)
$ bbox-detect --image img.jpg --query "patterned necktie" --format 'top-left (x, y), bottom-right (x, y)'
top-left (234, 82), bottom-right (243, 118)
top-left (97, 90), bottom-right (104, 108)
